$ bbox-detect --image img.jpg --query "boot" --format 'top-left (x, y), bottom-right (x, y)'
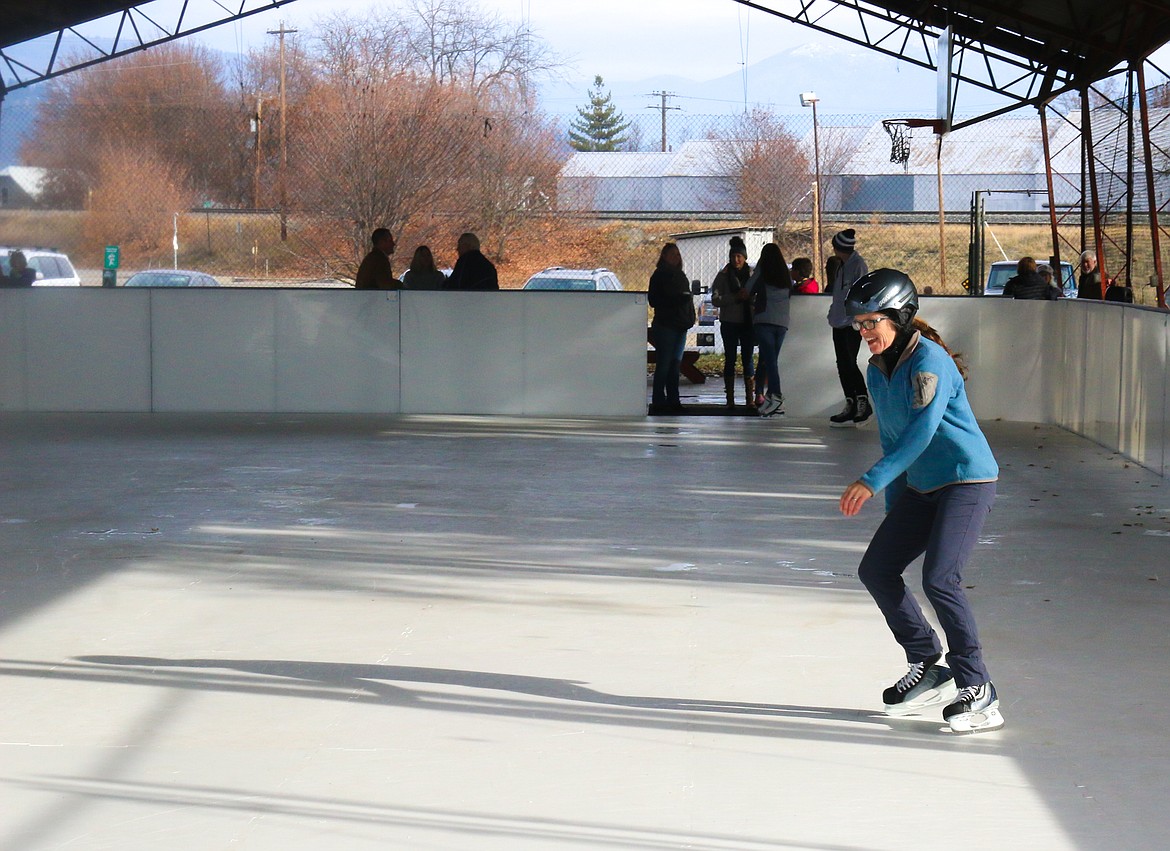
top-left (743, 376), bottom-right (755, 408)
top-left (724, 377), bottom-right (736, 408)
top-left (853, 394), bottom-right (873, 425)
top-left (829, 397), bottom-right (856, 428)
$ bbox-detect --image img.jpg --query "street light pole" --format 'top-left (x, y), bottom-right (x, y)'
top-left (800, 92), bottom-right (823, 281)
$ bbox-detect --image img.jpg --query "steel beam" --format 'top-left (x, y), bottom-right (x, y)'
top-left (0, 0), bottom-right (301, 91)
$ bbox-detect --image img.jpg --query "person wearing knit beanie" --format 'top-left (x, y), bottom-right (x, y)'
top-left (832, 228), bottom-right (857, 252)
top-left (710, 234), bottom-right (756, 407)
top-left (826, 227), bottom-right (871, 426)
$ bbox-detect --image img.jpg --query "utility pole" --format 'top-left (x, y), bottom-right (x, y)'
top-left (268, 21), bottom-right (297, 241)
top-left (251, 94), bottom-right (264, 210)
top-left (645, 91), bottom-right (680, 152)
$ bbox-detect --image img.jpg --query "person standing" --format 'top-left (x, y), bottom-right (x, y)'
top-left (648, 242), bottom-right (695, 414)
top-left (1076, 250), bottom-right (1103, 300)
top-left (709, 235), bottom-right (755, 408)
top-left (354, 228), bottom-right (400, 290)
top-left (401, 245), bottom-right (447, 290)
top-left (790, 257), bottom-right (820, 294)
top-left (825, 229), bottom-right (871, 427)
top-left (444, 232), bottom-right (499, 291)
top-left (746, 242), bottom-right (792, 418)
top-left (2, 250), bottom-right (37, 287)
top-left (1002, 256), bottom-right (1058, 300)
top-left (838, 268), bottom-right (1003, 735)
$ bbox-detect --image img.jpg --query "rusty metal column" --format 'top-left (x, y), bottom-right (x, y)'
top-left (1137, 62), bottom-right (1168, 309)
top-left (1124, 67), bottom-right (1136, 289)
top-left (1083, 88), bottom-right (1108, 297)
top-left (1039, 103), bottom-right (1062, 278)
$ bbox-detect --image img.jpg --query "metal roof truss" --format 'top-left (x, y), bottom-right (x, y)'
top-left (0, 0), bottom-right (300, 92)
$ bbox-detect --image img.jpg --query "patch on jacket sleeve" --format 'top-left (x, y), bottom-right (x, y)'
top-left (912, 371), bottom-right (939, 409)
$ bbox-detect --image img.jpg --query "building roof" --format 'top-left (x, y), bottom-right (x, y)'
top-left (839, 107), bottom-right (1170, 177)
top-left (560, 141), bottom-right (727, 180)
top-left (0, 166), bottom-right (47, 196)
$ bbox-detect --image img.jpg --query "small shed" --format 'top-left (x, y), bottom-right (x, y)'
top-left (671, 226), bottom-right (775, 291)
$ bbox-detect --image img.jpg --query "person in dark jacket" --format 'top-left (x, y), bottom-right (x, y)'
top-left (708, 235), bottom-right (754, 407)
top-left (1076, 250), bottom-right (1103, 300)
top-left (444, 232), bottom-right (499, 291)
top-left (354, 228), bottom-right (400, 290)
top-left (1002, 256), bottom-right (1058, 300)
top-left (648, 242), bottom-right (696, 413)
top-left (2, 250), bottom-right (37, 287)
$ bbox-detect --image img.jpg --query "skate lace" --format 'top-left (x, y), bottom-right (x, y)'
top-left (895, 661), bottom-right (926, 693)
top-left (954, 685), bottom-right (980, 703)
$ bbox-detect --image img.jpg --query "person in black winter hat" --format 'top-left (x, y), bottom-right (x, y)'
top-left (709, 235), bottom-right (756, 407)
top-left (825, 228), bottom-right (872, 427)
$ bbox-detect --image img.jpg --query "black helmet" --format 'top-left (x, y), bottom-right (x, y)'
top-left (845, 268), bottom-right (919, 320)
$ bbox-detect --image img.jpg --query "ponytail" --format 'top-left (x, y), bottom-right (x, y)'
top-left (912, 317), bottom-right (968, 380)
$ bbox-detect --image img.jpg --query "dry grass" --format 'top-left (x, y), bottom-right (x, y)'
top-left (2, 209), bottom-right (1164, 305)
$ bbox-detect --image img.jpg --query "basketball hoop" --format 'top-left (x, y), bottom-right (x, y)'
top-left (881, 118), bottom-right (946, 166)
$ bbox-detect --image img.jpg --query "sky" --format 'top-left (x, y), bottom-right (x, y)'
top-left (189, 0), bottom-right (958, 116)
top-left (206, 0), bottom-right (811, 80)
top-left (22, 0), bottom-right (1170, 118)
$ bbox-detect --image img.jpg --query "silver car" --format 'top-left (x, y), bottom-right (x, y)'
top-left (522, 267), bottom-right (623, 291)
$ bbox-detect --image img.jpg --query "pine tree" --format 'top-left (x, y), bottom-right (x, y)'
top-left (568, 75), bottom-right (631, 152)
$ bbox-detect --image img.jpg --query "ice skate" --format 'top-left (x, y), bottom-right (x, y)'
top-left (943, 682), bottom-right (1004, 734)
top-left (882, 653), bottom-right (957, 716)
top-left (829, 398), bottom-right (856, 428)
top-left (759, 393), bottom-right (784, 418)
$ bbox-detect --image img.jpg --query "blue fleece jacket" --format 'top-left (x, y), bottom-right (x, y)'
top-left (859, 333), bottom-right (999, 510)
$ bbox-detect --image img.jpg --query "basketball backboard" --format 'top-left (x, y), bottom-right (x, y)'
top-left (937, 26), bottom-right (953, 133)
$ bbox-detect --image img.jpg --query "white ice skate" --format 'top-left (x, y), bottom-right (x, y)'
top-left (943, 682), bottom-right (1005, 734)
top-left (882, 655), bottom-right (958, 716)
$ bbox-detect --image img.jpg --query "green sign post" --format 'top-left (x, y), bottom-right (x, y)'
top-left (102, 245), bottom-right (120, 287)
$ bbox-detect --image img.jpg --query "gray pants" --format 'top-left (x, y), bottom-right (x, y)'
top-left (857, 482), bottom-right (996, 688)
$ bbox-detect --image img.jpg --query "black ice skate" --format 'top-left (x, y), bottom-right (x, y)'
top-left (943, 682), bottom-right (1004, 734)
top-left (882, 653), bottom-right (957, 716)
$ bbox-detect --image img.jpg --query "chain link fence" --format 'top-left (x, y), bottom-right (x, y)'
top-left (2, 96), bottom-right (1166, 301)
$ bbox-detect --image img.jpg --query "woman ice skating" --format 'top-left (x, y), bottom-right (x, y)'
top-left (837, 268), bottom-right (1003, 734)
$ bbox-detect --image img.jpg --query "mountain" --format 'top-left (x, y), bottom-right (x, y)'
top-left (0, 87), bottom-right (42, 166)
top-left (1, 35), bottom-right (119, 168)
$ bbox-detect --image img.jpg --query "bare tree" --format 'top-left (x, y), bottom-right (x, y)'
top-left (468, 101), bottom-right (565, 260)
top-left (23, 42), bottom-right (241, 207)
top-left (291, 71), bottom-right (482, 273)
top-left (83, 143), bottom-right (190, 258)
top-left (398, 0), bottom-right (558, 102)
top-left (712, 108), bottom-right (812, 231)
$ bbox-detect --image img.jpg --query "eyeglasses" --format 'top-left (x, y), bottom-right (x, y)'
top-left (851, 316), bottom-right (890, 332)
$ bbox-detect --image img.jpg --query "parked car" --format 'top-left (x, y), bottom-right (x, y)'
top-left (0, 246), bottom-right (80, 286)
top-left (522, 267), bottom-right (623, 291)
top-left (985, 259), bottom-right (1076, 298)
top-left (123, 269), bottom-right (220, 288)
